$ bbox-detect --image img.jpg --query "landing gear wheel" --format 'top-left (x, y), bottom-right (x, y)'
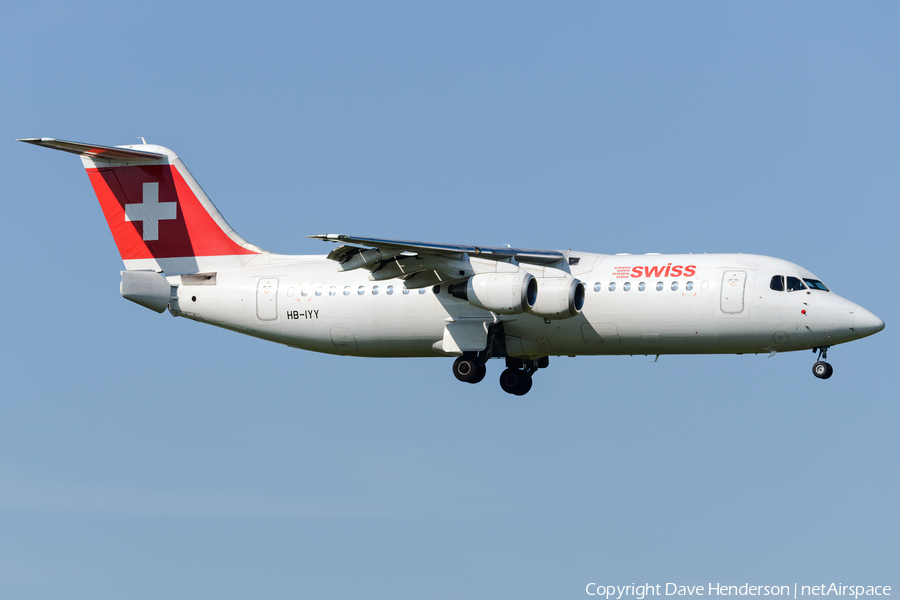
top-left (499, 368), bottom-right (533, 395)
top-left (515, 376), bottom-right (533, 396)
top-left (469, 363), bottom-right (487, 384)
top-left (453, 356), bottom-right (484, 383)
top-left (812, 361), bottom-right (833, 379)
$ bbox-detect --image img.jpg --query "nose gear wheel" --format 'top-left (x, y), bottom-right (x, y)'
top-left (811, 346), bottom-right (834, 379)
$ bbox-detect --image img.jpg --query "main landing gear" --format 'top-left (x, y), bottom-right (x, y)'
top-left (812, 346), bottom-right (834, 380)
top-left (452, 355), bottom-right (549, 395)
top-left (499, 357), bottom-right (548, 396)
top-left (452, 355), bottom-right (487, 384)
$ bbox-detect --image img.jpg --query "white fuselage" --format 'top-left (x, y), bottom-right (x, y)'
top-left (168, 251), bottom-right (870, 359)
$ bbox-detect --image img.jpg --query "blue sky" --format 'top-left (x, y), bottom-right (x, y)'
top-left (1, 2), bottom-right (897, 598)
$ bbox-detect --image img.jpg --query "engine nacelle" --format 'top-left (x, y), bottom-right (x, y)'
top-left (527, 276), bottom-right (585, 319)
top-left (449, 272), bottom-right (537, 315)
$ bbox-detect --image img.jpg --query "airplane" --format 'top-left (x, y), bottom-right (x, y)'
top-left (18, 137), bottom-right (885, 395)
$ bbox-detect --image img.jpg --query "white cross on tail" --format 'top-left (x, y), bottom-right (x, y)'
top-left (124, 182), bottom-right (177, 241)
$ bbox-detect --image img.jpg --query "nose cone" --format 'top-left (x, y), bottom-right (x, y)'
top-left (854, 306), bottom-right (885, 339)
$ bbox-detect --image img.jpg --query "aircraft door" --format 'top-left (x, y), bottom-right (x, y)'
top-left (720, 271), bottom-right (747, 314)
top-left (256, 278), bottom-right (279, 321)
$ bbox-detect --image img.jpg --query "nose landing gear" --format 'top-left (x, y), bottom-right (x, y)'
top-left (812, 346), bottom-right (833, 379)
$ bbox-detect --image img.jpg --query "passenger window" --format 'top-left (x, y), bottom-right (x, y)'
top-left (343, 286), bottom-right (351, 295)
top-left (623, 282), bottom-right (631, 292)
top-left (402, 288), bottom-right (410, 295)
top-left (372, 285), bottom-right (380, 295)
top-left (418, 288), bottom-right (426, 294)
top-left (594, 282), bottom-right (602, 292)
top-left (300, 285), bottom-right (309, 297)
top-left (671, 281), bottom-right (678, 291)
top-left (432, 285), bottom-right (440, 295)
top-left (686, 281), bottom-right (694, 291)
top-left (386, 285), bottom-right (394, 295)
top-left (329, 286), bottom-right (336, 296)
top-left (315, 286), bottom-right (323, 297)
top-left (803, 278), bottom-right (830, 292)
top-left (656, 282), bottom-right (664, 291)
top-left (287, 287), bottom-right (294, 297)
top-left (608, 282), bottom-right (616, 292)
top-left (770, 275), bottom-right (784, 292)
top-left (786, 276), bottom-right (806, 292)
top-left (638, 282), bottom-right (646, 291)
top-left (357, 286), bottom-right (365, 295)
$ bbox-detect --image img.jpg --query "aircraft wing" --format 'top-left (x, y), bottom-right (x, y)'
top-left (307, 234), bottom-right (566, 288)
top-left (308, 234), bottom-right (564, 264)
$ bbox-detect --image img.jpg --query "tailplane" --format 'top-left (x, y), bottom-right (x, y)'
top-left (18, 138), bottom-right (264, 274)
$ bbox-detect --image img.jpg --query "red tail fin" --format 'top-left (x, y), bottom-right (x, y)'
top-left (20, 138), bottom-right (263, 274)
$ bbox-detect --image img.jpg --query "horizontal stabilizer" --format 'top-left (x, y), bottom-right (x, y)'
top-left (17, 138), bottom-right (165, 160)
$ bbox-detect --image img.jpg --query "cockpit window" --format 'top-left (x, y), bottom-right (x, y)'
top-left (786, 276), bottom-right (806, 292)
top-left (770, 275), bottom-right (784, 292)
top-left (803, 278), bottom-right (830, 292)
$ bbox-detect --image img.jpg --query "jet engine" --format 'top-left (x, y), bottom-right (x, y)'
top-left (448, 273), bottom-right (537, 315)
top-left (526, 276), bottom-right (585, 320)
